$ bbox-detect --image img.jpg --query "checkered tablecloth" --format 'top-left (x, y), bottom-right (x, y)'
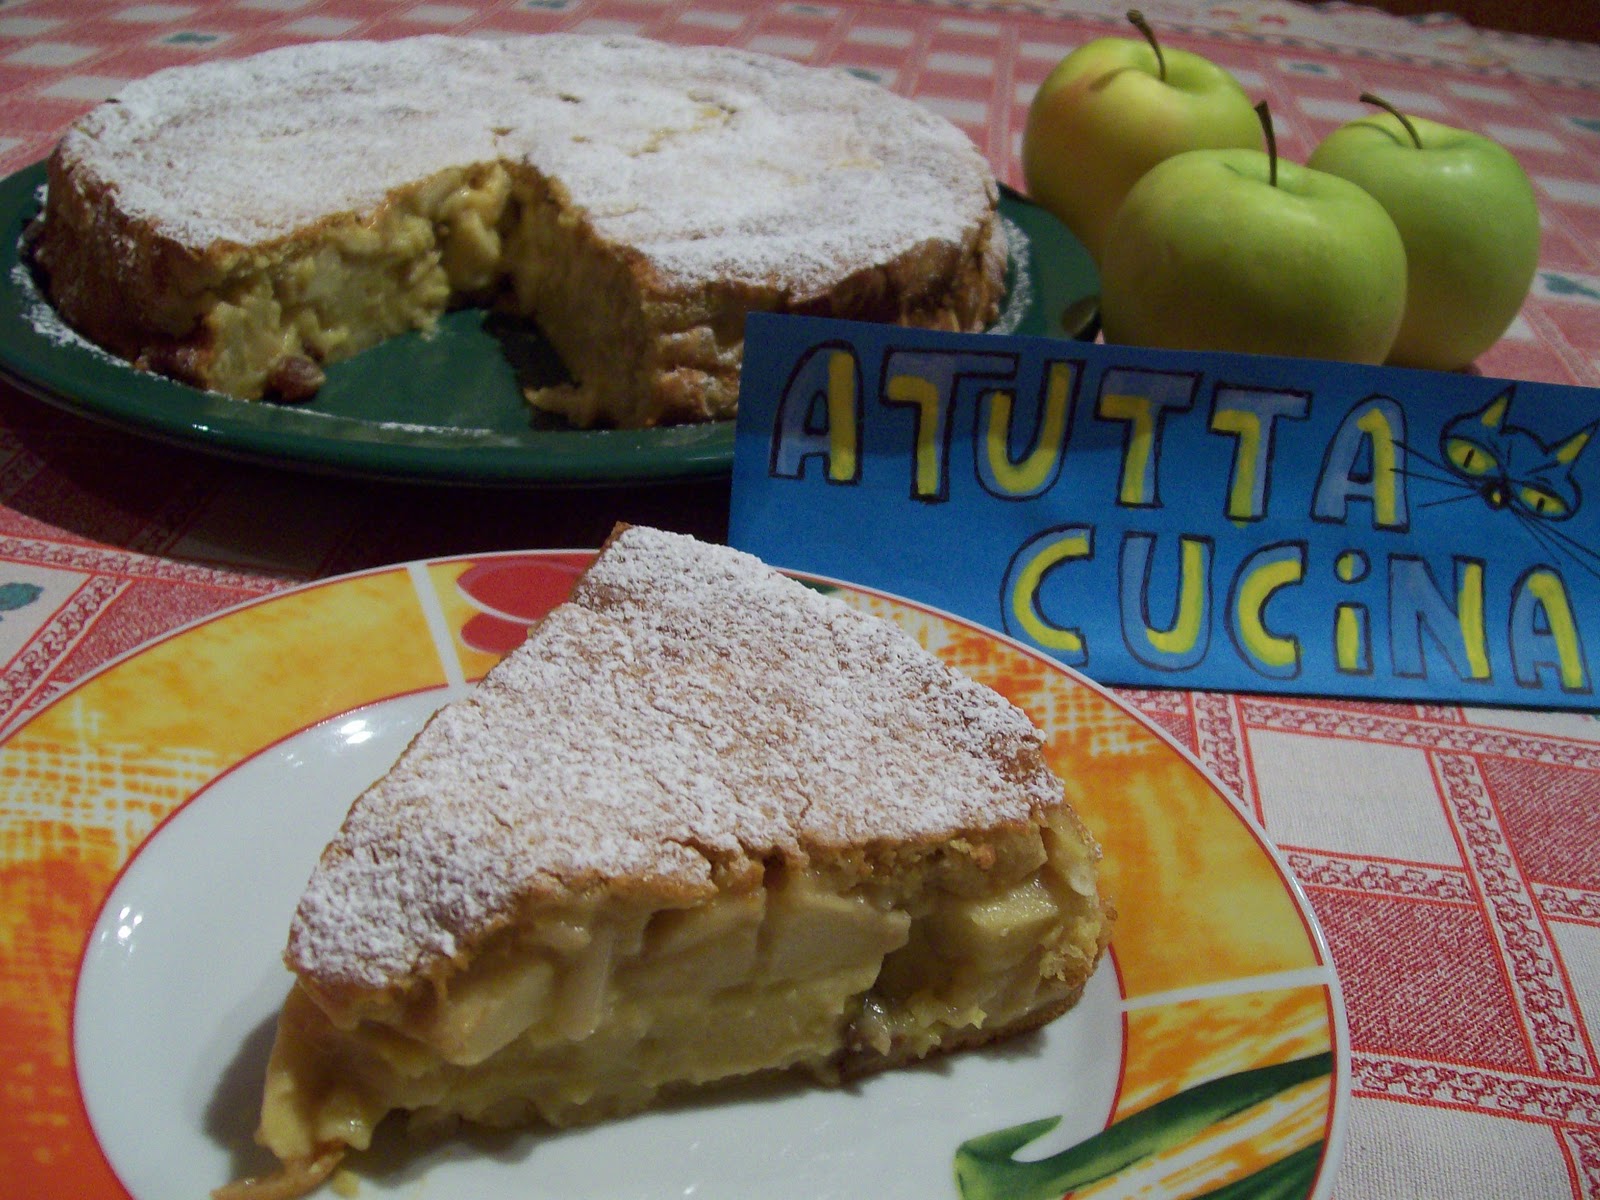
top-left (0, 2), bottom-right (1596, 1197)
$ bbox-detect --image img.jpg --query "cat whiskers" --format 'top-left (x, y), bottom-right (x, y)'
top-left (1391, 439), bottom-right (1476, 492)
top-left (1418, 491), bottom-right (1484, 510)
top-left (1397, 465), bottom-right (1477, 492)
top-left (1393, 438), bottom-right (1456, 476)
top-left (1508, 508), bottom-right (1600, 586)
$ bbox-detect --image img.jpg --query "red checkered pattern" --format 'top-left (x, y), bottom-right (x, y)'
top-left (0, 0), bottom-right (1596, 381)
top-left (0, 3), bottom-right (1597, 1198)
top-left (1119, 685), bottom-right (1600, 1196)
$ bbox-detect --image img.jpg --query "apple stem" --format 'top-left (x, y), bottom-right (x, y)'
top-left (1255, 100), bottom-right (1278, 187)
top-left (1126, 10), bottom-right (1166, 82)
top-left (1359, 91), bottom-right (1423, 149)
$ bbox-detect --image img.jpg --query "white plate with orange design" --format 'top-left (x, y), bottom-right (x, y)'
top-left (0, 552), bottom-right (1347, 1199)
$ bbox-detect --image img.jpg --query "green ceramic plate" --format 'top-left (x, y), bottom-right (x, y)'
top-left (0, 163), bottom-right (1097, 485)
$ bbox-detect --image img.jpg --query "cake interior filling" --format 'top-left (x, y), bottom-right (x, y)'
top-left (183, 159), bottom-right (762, 423)
top-left (257, 809), bottom-right (1104, 1163)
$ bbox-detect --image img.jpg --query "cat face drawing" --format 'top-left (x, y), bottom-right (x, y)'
top-left (1414, 387), bottom-right (1600, 587)
top-left (1439, 389), bottom-right (1594, 521)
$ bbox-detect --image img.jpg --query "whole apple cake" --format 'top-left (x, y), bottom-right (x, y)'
top-left (33, 35), bottom-right (1006, 427)
top-left (224, 525), bottom-right (1113, 1198)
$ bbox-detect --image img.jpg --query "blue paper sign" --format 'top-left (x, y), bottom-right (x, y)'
top-left (728, 313), bottom-right (1600, 711)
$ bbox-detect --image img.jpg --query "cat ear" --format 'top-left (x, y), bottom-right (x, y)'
top-left (1553, 420), bottom-right (1598, 466)
top-left (1475, 388), bottom-right (1512, 431)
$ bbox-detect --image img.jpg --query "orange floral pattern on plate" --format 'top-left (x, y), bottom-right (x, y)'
top-left (0, 569), bottom-right (441, 1196)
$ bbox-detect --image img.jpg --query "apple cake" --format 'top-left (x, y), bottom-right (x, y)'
top-left (224, 525), bottom-right (1112, 1198)
top-left (32, 35), bottom-right (1006, 427)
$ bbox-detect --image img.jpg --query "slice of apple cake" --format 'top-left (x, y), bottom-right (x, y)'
top-left (232, 526), bottom-right (1112, 1197)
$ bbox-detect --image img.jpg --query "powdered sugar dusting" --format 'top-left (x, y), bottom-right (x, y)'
top-left (11, 187), bottom-right (127, 362)
top-left (288, 528), bottom-right (1062, 990)
top-left (58, 34), bottom-right (997, 292)
top-left (14, 260), bottom-right (118, 361)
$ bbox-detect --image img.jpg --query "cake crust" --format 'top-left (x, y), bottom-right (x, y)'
top-left (34, 35), bottom-right (1006, 425)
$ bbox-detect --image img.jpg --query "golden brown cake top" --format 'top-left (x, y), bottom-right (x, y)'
top-left (286, 527), bottom-right (1064, 994)
top-left (57, 33), bottom-right (998, 297)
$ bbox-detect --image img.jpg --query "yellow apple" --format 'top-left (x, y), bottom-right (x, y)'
top-left (1100, 108), bottom-right (1408, 364)
top-left (1022, 10), bottom-right (1263, 263)
top-left (1308, 95), bottom-right (1542, 371)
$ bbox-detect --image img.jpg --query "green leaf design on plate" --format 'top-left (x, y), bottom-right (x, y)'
top-left (953, 1050), bottom-right (1332, 1200)
top-left (1191, 1140), bottom-right (1325, 1200)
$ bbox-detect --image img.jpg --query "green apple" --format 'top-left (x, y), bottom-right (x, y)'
top-left (1099, 111), bottom-right (1408, 364)
top-left (1023, 9), bottom-right (1262, 263)
top-left (1307, 95), bottom-right (1541, 371)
